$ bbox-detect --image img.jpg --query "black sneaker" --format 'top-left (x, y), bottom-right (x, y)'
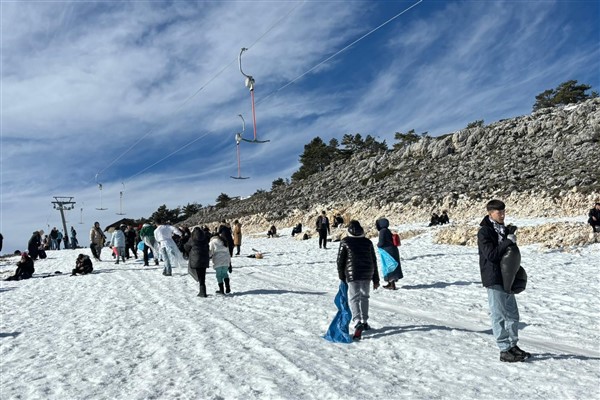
top-left (510, 346), bottom-right (531, 359)
top-left (362, 322), bottom-right (371, 331)
top-left (353, 323), bottom-right (364, 341)
top-left (500, 350), bottom-right (525, 363)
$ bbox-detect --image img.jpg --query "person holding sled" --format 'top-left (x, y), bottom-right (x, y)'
top-left (316, 211), bottom-right (330, 249)
top-left (478, 199), bottom-right (531, 362)
top-left (184, 227), bottom-right (210, 297)
top-left (587, 203), bottom-right (600, 233)
top-left (154, 219), bottom-right (183, 277)
top-left (376, 218), bottom-right (403, 290)
top-left (209, 233), bottom-right (232, 295)
top-left (5, 252), bottom-right (34, 281)
top-left (72, 254), bottom-right (94, 275)
top-left (337, 220), bottom-right (380, 340)
top-left (139, 223), bottom-right (159, 266)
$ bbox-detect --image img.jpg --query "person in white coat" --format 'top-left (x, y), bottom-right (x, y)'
top-left (154, 219), bottom-right (183, 276)
top-left (110, 225), bottom-right (127, 264)
top-left (209, 234), bottom-right (232, 294)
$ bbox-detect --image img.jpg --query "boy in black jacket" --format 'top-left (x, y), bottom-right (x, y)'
top-left (337, 220), bottom-right (380, 340)
top-left (478, 200), bottom-right (531, 362)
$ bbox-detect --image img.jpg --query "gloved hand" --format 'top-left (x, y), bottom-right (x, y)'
top-left (506, 224), bottom-right (518, 234)
top-left (373, 282), bottom-right (380, 290)
top-left (228, 265), bottom-right (232, 273)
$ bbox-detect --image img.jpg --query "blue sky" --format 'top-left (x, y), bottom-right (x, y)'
top-left (1, 0), bottom-right (599, 252)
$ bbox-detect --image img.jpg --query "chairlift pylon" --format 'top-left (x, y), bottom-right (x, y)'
top-left (116, 183), bottom-right (126, 215)
top-left (239, 47), bottom-right (269, 144)
top-left (94, 174), bottom-right (108, 211)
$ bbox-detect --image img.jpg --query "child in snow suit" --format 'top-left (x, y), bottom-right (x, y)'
top-left (4, 252), bottom-right (35, 281)
top-left (110, 225), bottom-right (127, 264)
top-left (209, 234), bottom-right (232, 294)
top-left (336, 220), bottom-right (380, 340)
top-left (72, 254), bottom-right (94, 275)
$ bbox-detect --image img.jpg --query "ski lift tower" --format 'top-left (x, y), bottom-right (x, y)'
top-left (52, 196), bottom-right (76, 240)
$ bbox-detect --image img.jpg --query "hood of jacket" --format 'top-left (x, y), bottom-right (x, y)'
top-left (376, 218), bottom-right (389, 231)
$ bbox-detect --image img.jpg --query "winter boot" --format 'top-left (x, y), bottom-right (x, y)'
top-left (216, 283), bottom-right (225, 295)
top-left (509, 346), bottom-right (531, 359)
top-left (198, 284), bottom-right (207, 298)
top-left (224, 278), bottom-right (231, 294)
top-left (383, 281), bottom-right (397, 290)
top-left (500, 350), bottom-right (525, 363)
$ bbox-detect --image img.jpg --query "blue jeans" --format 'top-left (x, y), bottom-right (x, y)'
top-left (487, 284), bottom-right (520, 351)
top-left (348, 280), bottom-right (371, 324)
top-left (160, 245), bottom-right (178, 274)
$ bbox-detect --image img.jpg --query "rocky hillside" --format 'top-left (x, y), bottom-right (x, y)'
top-left (185, 98), bottom-right (600, 239)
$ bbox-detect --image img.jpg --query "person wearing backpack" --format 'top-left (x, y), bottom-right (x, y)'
top-left (316, 211), bottom-right (330, 249)
top-left (376, 218), bottom-right (403, 290)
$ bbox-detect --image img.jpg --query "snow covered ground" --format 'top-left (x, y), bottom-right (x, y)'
top-left (1, 218), bottom-right (599, 400)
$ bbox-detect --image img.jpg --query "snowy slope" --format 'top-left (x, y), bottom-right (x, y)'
top-left (1, 220), bottom-right (599, 400)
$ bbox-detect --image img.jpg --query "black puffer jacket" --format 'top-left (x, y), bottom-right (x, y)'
top-left (337, 235), bottom-right (379, 283)
top-left (477, 216), bottom-right (514, 287)
top-left (185, 228), bottom-right (210, 270)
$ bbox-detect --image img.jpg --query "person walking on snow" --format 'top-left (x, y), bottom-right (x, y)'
top-left (110, 225), bottom-right (127, 264)
top-left (478, 199), bottom-right (531, 363)
top-left (154, 219), bottom-right (183, 276)
top-left (209, 233), bottom-right (232, 295)
top-left (90, 222), bottom-right (106, 261)
top-left (336, 220), bottom-right (380, 340)
top-left (232, 220), bottom-right (242, 256)
top-left (184, 227), bottom-right (210, 297)
top-left (139, 223), bottom-right (159, 266)
top-left (316, 211), bottom-right (330, 249)
top-left (376, 218), bottom-right (403, 290)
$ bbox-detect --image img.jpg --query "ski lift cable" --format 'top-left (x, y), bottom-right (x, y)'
top-left (93, 1), bottom-right (304, 183)
top-left (257, 0), bottom-right (423, 107)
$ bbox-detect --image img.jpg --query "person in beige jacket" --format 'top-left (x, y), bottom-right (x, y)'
top-left (233, 220), bottom-right (242, 256)
top-left (89, 222), bottom-right (106, 261)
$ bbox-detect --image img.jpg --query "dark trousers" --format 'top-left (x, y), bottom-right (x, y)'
top-left (90, 243), bottom-right (100, 259)
top-left (318, 230), bottom-right (328, 248)
top-left (126, 243), bottom-right (138, 259)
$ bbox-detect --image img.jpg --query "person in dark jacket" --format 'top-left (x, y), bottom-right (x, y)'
top-left (291, 223), bottom-right (303, 237)
top-left (316, 211), bottom-right (330, 249)
top-left (124, 226), bottom-right (138, 259)
top-left (588, 203), bottom-right (600, 232)
top-left (337, 220), bottom-right (380, 340)
top-left (478, 199), bottom-right (531, 363)
top-left (376, 218), bottom-right (403, 290)
top-left (72, 254), bottom-right (94, 275)
top-left (439, 210), bottom-right (450, 224)
top-left (28, 231), bottom-right (42, 260)
top-left (184, 227), bottom-right (211, 297)
top-left (5, 252), bottom-right (34, 281)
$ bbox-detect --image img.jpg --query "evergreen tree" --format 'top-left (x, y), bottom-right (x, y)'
top-left (151, 204), bottom-right (180, 224)
top-left (533, 80), bottom-right (597, 111)
top-left (216, 193), bottom-right (232, 208)
top-left (271, 178), bottom-right (286, 190)
top-left (291, 137), bottom-right (337, 182)
top-left (181, 202), bottom-right (202, 220)
top-left (392, 129), bottom-right (421, 150)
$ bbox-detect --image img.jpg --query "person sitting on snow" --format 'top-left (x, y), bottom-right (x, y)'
top-left (72, 254), bottom-right (94, 275)
top-left (5, 252), bottom-right (34, 281)
top-left (588, 203), bottom-right (600, 233)
top-left (267, 225), bottom-right (277, 238)
top-left (291, 223), bottom-right (303, 237)
top-left (439, 210), bottom-right (450, 224)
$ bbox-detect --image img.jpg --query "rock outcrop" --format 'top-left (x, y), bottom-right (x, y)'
top-left (184, 99), bottom-right (600, 247)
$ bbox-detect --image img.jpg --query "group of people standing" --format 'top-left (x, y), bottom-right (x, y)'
top-left (334, 200), bottom-right (530, 362)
